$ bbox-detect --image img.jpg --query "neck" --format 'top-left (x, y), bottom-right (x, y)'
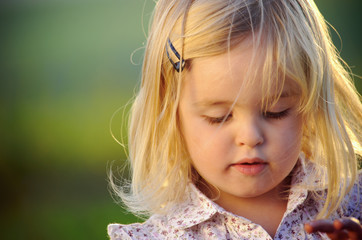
top-left (214, 186), bottom-right (289, 237)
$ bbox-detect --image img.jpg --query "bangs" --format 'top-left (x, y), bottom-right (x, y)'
top-left (175, 0), bottom-right (318, 115)
top-left (257, 33), bottom-right (305, 113)
top-left (224, 29), bottom-right (304, 115)
top-left (239, 0), bottom-right (317, 114)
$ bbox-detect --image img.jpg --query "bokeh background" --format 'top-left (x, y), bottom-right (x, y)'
top-left (1, 0), bottom-right (361, 239)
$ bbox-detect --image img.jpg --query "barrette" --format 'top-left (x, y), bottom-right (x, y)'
top-left (166, 38), bottom-right (185, 72)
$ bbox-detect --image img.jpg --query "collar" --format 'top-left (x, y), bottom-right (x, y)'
top-left (167, 184), bottom-right (219, 229)
top-left (285, 153), bottom-right (328, 215)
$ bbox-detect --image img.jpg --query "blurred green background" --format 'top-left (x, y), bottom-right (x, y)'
top-left (0, 0), bottom-right (360, 239)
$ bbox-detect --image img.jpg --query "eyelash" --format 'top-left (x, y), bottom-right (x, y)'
top-left (204, 109), bottom-right (290, 125)
top-left (205, 114), bottom-right (232, 124)
top-left (263, 109), bottom-right (290, 120)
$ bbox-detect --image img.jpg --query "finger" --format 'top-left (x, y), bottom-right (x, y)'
top-left (334, 218), bottom-right (362, 240)
top-left (326, 230), bottom-right (350, 240)
top-left (304, 220), bottom-right (335, 233)
top-left (304, 223), bottom-right (314, 234)
top-left (334, 218), bottom-right (361, 232)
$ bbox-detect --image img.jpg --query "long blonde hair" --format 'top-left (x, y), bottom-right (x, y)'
top-left (111, 0), bottom-right (361, 219)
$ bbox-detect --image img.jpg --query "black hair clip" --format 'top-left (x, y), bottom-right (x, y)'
top-left (166, 38), bottom-right (185, 72)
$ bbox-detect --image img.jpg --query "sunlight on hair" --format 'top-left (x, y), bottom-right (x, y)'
top-left (109, 0), bottom-right (362, 220)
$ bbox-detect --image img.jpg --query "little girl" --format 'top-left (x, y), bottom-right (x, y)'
top-left (108, 0), bottom-right (361, 239)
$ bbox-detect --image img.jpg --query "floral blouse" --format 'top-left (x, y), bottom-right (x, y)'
top-left (108, 157), bottom-right (361, 239)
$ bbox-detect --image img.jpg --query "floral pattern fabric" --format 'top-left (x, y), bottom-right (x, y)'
top-left (108, 156), bottom-right (361, 239)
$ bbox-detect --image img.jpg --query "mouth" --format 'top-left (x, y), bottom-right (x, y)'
top-left (231, 158), bottom-right (267, 175)
top-left (237, 162), bottom-right (263, 165)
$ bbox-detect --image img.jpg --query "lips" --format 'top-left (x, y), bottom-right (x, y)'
top-left (231, 158), bottom-right (267, 176)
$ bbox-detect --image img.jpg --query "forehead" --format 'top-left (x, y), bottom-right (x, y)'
top-left (182, 36), bottom-right (297, 106)
top-left (183, 39), bottom-right (254, 97)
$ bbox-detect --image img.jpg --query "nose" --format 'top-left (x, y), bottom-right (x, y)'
top-left (235, 117), bottom-right (264, 147)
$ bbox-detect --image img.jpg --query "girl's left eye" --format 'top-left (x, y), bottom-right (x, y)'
top-left (263, 109), bottom-right (290, 120)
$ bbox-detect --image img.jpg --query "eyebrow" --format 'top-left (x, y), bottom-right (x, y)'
top-left (194, 91), bottom-right (296, 108)
top-left (193, 100), bottom-right (234, 108)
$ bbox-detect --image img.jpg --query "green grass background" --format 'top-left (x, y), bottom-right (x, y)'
top-left (0, 0), bottom-right (361, 239)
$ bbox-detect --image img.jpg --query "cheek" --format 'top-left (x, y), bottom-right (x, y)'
top-left (181, 119), bottom-right (230, 164)
top-left (271, 117), bottom-right (303, 158)
top-left (185, 126), bottom-right (223, 158)
top-left (180, 116), bottom-right (206, 159)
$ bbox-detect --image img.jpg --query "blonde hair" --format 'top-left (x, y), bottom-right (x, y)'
top-left (111, 0), bottom-right (362, 219)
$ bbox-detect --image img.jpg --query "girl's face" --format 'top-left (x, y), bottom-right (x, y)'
top-left (178, 36), bottom-right (303, 206)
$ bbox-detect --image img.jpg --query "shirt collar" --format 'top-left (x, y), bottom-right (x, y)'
top-left (167, 184), bottom-right (219, 229)
top-left (285, 153), bottom-right (327, 215)
top-left (285, 154), bottom-right (310, 214)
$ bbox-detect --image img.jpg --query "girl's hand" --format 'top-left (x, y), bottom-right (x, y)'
top-left (304, 218), bottom-right (362, 240)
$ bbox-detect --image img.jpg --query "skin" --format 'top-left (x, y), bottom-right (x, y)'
top-left (178, 36), bottom-right (303, 237)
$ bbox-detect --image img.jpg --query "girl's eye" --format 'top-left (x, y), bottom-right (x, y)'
top-left (205, 114), bottom-right (232, 125)
top-left (263, 109), bottom-right (290, 120)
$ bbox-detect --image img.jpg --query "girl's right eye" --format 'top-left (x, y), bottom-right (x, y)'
top-left (204, 114), bottom-right (232, 125)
